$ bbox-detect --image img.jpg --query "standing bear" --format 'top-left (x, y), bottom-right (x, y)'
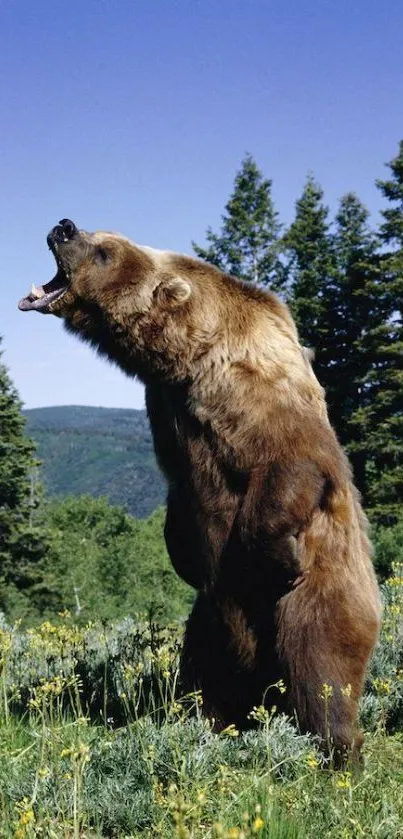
top-left (19, 218), bottom-right (381, 760)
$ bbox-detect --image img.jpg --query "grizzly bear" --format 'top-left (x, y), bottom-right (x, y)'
top-left (19, 218), bottom-right (381, 760)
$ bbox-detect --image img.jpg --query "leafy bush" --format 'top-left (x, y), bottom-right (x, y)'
top-left (0, 615), bottom-right (184, 725)
top-left (361, 563), bottom-right (403, 731)
top-left (372, 519), bottom-right (403, 580)
top-left (5, 496), bottom-right (194, 626)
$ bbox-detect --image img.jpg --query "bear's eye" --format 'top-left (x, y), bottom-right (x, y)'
top-left (95, 247), bottom-right (111, 265)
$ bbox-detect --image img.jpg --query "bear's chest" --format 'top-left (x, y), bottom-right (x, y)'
top-left (145, 382), bottom-right (243, 515)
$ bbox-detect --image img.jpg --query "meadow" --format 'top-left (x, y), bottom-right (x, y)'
top-left (1, 564), bottom-right (403, 839)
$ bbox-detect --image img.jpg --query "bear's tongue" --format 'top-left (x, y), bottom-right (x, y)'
top-left (18, 271), bottom-right (69, 313)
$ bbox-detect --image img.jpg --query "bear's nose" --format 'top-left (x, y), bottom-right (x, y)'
top-left (59, 219), bottom-right (77, 240)
top-left (47, 219), bottom-right (78, 248)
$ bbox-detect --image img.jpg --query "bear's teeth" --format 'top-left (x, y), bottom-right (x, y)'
top-left (31, 283), bottom-right (45, 299)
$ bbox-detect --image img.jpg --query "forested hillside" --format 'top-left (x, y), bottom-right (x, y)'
top-left (24, 405), bottom-right (165, 518)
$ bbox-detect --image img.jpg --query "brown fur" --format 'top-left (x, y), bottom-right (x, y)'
top-left (33, 227), bottom-right (381, 760)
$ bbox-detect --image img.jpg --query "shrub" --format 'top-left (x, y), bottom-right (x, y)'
top-left (372, 519), bottom-right (403, 580)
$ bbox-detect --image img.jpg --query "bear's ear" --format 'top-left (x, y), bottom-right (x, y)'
top-left (154, 276), bottom-right (192, 307)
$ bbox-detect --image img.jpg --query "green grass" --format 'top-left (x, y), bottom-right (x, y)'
top-left (1, 713), bottom-right (403, 837)
top-left (1, 566), bottom-right (403, 838)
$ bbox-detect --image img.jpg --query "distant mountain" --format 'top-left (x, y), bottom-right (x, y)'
top-left (24, 406), bottom-right (166, 518)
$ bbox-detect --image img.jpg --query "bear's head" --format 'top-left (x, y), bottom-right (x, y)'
top-left (18, 219), bottom-right (218, 381)
top-left (18, 218), bottom-right (317, 408)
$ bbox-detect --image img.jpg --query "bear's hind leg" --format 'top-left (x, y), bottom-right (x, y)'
top-left (276, 584), bottom-right (377, 765)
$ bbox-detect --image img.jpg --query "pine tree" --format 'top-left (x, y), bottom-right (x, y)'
top-left (285, 178), bottom-right (402, 520)
top-left (359, 141), bottom-right (403, 521)
top-left (323, 193), bottom-right (386, 498)
top-left (0, 338), bottom-right (52, 617)
top-left (192, 154), bottom-right (284, 290)
top-left (377, 140), bottom-right (403, 318)
top-left (283, 174), bottom-right (335, 369)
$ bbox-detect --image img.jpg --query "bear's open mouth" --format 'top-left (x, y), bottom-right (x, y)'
top-left (18, 267), bottom-right (69, 313)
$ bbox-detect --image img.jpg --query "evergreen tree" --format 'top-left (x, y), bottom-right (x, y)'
top-left (358, 141), bottom-right (403, 521)
top-left (377, 140), bottom-right (403, 327)
top-left (0, 339), bottom-right (52, 617)
top-left (193, 154), bottom-right (284, 290)
top-left (322, 193), bottom-right (384, 496)
top-left (283, 174), bottom-right (334, 367)
top-left (285, 179), bottom-right (401, 520)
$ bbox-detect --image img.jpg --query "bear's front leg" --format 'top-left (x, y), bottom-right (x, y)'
top-left (164, 483), bottom-right (239, 590)
top-left (164, 489), bottom-right (205, 589)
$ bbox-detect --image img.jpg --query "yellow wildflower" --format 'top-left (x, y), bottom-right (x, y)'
top-left (18, 808), bottom-right (34, 826)
top-left (248, 705), bottom-right (270, 724)
top-left (305, 752), bottom-right (319, 769)
top-left (336, 771), bottom-right (352, 789)
top-left (221, 723), bottom-right (240, 738)
top-left (373, 677), bottom-right (392, 695)
top-left (15, 798), bottom-right (35, 833)
top-left (320, 682), bottom-right (333, 700)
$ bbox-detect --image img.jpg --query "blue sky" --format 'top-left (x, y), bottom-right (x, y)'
top-left (1, 0), bottom-right (402, 410)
